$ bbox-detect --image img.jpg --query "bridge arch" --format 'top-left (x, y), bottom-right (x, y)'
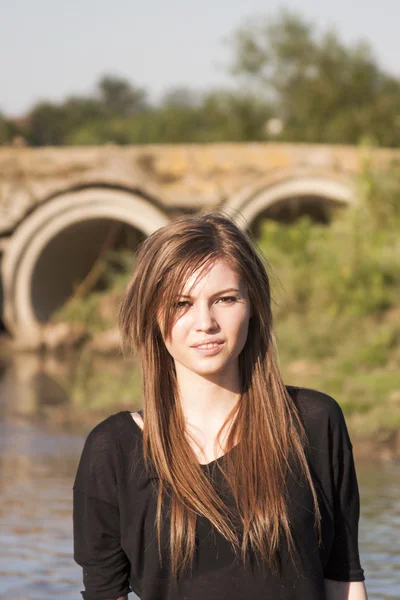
top-left (222, 171), bottom-right (356, 229)
top-left (2, 187), bottom-right (170, 342)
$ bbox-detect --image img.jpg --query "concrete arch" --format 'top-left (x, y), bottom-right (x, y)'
top-left (2, 187), bottom-right (170, 342)
top-left (222, 171), bottom-right (356, 229)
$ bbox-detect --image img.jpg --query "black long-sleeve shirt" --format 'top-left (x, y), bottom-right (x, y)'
top-left (73, 385), bottom-right (365, 599)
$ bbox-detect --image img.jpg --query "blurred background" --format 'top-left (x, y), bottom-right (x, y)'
top-left (0, 1), bottom-right (399, 598)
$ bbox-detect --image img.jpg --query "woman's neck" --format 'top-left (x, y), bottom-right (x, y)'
top-left (175, 362), bottom-right (241, 433)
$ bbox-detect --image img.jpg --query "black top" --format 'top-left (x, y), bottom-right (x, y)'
top-left (73, 386), bottom-right (365, 600)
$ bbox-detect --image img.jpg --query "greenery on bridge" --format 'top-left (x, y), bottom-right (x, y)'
top-left (2, 10), bottom-right (400, 147)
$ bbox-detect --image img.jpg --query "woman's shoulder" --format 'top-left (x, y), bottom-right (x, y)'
top-left (84, 410), bottom-right (138, 445)
top-left (74, 411), bottom-right (142, 500)
top-left (286, 385), bottom-right (346, 424)
top-left (285, 385), bottom-right (353, 459)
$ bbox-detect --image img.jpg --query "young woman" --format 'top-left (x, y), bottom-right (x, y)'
top-left (73, 212), bottom-right (367, 600)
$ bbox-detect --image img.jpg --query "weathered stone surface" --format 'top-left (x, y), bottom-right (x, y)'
top-left (1, 143), bottom-right (399, 235)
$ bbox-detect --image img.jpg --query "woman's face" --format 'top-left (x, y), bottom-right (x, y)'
top-left (163, 258), bottom-right (252, 379)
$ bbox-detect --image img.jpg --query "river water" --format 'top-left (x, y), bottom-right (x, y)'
top-left (0, 355), bottom-right (399, 599)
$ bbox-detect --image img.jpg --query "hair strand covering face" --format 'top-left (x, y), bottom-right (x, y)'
top-left (118, 212), bottom-right (321, 581)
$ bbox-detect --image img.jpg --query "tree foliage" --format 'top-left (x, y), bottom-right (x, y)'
top-left (97, 75), bottom-right (148, 116)
top-left (2, 10), bottom-right (400, 147)
top-left (0, 113), bottom-right (17, 145)
top-left (228, 10), bottom-right (400, 145)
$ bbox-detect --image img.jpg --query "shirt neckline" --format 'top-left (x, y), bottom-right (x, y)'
top-left (123, 410), bottom-right (238, 468)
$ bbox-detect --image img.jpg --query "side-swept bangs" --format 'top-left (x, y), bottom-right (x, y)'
top-left (156, 250), bottom-right (221, 340)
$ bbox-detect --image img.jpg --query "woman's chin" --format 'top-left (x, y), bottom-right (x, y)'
top-left (190, 358), bottom-right (231, 378)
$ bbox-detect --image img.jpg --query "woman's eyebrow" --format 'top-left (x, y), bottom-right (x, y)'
top-left (179, 288), bottom-right (241, 298)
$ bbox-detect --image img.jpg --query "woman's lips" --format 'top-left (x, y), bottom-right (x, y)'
top-left (191, 341), bottom-right (225, 355)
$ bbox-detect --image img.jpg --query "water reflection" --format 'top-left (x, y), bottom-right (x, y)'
top-left (0, 356), bottom-right (399, 599)
top-left (0, 422), bottom-right (83, 599)
top-left (357, 463), bottom-right (400, 599)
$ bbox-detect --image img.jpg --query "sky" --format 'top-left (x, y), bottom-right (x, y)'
top-left (1, 0), bottom-right (399, 116)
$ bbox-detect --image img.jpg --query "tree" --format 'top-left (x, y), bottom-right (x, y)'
top-left (27, 102), bottom-right (69, 146)
top-left (228, 10), bottom-right (400, 145)
top-left (26, 97), bottom-right (105, 146)
top-left (200, 90), bottom-right (273, 141)
top-left (24, 75), bottom-right (149, 145)
top-left (97, 75), bottom-right (148, 117)
top-left (0, 114), bottom-right (17, 145)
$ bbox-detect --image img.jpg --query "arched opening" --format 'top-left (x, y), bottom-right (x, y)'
top-left (31, 218), bottom-right (144, 323)
top-left (2, 187), bottom-right (171, 341)
top-left (248, 195), bottom-right (345, 238)
top-left (223, 173), bottom-right (355, 233)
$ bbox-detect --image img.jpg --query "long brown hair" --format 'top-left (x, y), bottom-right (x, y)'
top-left (118, 212), bottom-right (321, 579)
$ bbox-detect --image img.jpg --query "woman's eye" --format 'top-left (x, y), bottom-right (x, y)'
top-left (216, 296), bottom-right (237, 304)
top-left (175, 300), bottom-right (190, 309)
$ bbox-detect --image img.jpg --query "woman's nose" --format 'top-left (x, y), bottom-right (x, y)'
top-left (193, 303), bottom-right (217, 331)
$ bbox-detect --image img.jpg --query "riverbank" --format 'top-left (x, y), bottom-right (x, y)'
top-left (1, 346), bottom-right (399, 463)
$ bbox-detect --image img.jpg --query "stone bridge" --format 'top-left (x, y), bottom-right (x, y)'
top-left (0, 142), bottom-right (397, 344)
